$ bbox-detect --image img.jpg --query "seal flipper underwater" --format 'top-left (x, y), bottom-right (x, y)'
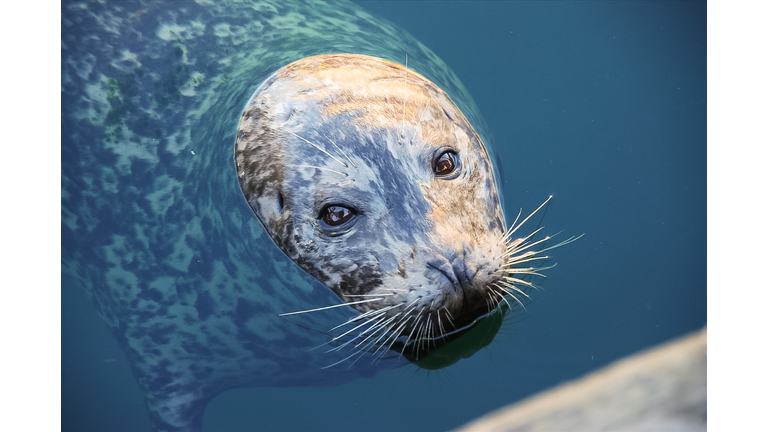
top-left (62, 1), bottom-right (579, 430)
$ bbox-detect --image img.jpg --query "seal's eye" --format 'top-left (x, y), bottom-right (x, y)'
top-left (434, 151), bottom-right (458, 177)
top-left (320, 205), bottom-right (354, 226)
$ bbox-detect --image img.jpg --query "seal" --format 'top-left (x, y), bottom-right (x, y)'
top-left (234, 53), bottom-right (563, 365)
top-left (61, 1), bottom-right (577, 431)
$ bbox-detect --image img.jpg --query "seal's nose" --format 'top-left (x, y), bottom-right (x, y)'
top-left (451, 247), bottom-right (477, 293)
top-left (426, 243), bottom-right (486, 297)
top-left (426, 256), bottom-right (459, 293)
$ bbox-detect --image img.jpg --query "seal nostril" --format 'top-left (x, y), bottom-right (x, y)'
top-left (426, 259), bottom-right (457, 289)
top-left (276, 192), bottom-right (284, 214)
top-left (452, 259), bottom-right (473, 292)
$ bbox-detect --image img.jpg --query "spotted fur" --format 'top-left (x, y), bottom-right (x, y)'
top-left (63, 2), bottom-right (505, 431)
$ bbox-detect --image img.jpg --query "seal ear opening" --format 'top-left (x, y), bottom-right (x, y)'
top-left (276, 192), bottom-right (284, 214)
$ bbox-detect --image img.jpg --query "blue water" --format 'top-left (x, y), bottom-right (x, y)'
top-left (61, 1), bottom-right (706, 431)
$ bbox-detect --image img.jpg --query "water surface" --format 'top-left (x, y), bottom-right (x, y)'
top-left (62, 2), bottom-right (706, 430)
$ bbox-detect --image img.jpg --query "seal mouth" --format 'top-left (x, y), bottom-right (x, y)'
top-left (390, 253), bottom-right (499, 364)
top-left (445, 300), bottom-right (496, 333)
top-left (389, 301), bottom-right (503, 366)
top-left (385, 271), bottom-right (500, 361)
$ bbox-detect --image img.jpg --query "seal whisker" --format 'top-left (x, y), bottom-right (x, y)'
top-left (363, 322), bottom-right (406, 365)
top-left (309, 338), bottom-right (343, 353)
top-left (321, 131), bottom-right (357, 168)
top-left (325, 326), bottom-right (376, 353)
top-left (285, 130), bottom-right (349, 168)
top-left (353, 313), bottom-right (400, 347)
top-left (347, 328), bottom-right (388, 357)
top-left (423, 314), bottom-right (433, 351)
top-left (347, 315), bottom-right (413, 366)
top-left (493, 291), bottom-right (504, 309)
top-left (371, 335), bottom-right (398, 360)
top-left (437, 309), bottom-right (445, 339)
top-left (442, 306), bottom-right (456, 330)
top-left (400, 308), bottom-right (425, 356)
top-left (492, 283), bottom-right (527, 310)
top-left (497, 208), bottom-right (524, 247)
top-left (501, 276), bottom-right (539, 290)
top-left (506, 234), bottom-right (552, 255)
top-left (414, 322), bottom-right (426, 359)
top-left (496, 264), bottom-right (536, 272)
top-left (489, 285), bottom-right (515, 312)
top-left (372, 319), bottom-right (403, 355)
top-left (493, 291), bottom-right (503, 309)
top-left (326, 314), bottom-right (389, 353)
top-left (320, 350), bottom-right (367, 370)
top-left (390, 300), bottom-right (420, 330)
top-left (501, 237), bottom-right (556, 263)
top-left (421, 320), bottom-right (433, 355)
top-left (430, 319), bottom-right (441, 353)
top-left (509, 263), bottom-right (556, 274)
top-left (496, 228), bottom-right (547, 261)
top-left (505, 227), bottom-right (547, 251)
top-left (382, 321), bottom-right (409, 354)
top-left (497, 268), bottom-right (548, 280)
top-left (372, 301), bottom-right (415, 345)
top-left (377, 303), bottom-right (419, 354)
top-left (293, 165), bottom-right (347, 177)
top-left (412, 320), bottom-right (424, 352)
top-left (425, 320), bottom-right (435, 352)
top-left (497, 195), bottom-right (553, 246)
top-left (312, 313), bottom-right (386, 353)
top-left (328, 308), bottom-right (384, 332)
top-left (337, 180), bottom-right (355, 186)
top-left (409, 97), bottom-right (431, 145)
top-left (535, 233), bottom-right (585, 254)
top-left (367, 314), bottom-right (400, 343)
top-left (358, 316), bottom-right (401, 358)
top-left (331, 306), bottom-right (397, 341)
top-left (495, 281), bottom-right (532, 301)
top-left (498, 259), bottom-right (551, 273)
top-left (500, 252), bottom-right (549, 266)
top-left (400, 53), bottom-right (408, 142)
top-left (348, 337), bottom-right (386, 367)
top-left (502, 255), bottom-right (552, 267)
top-left (279, 298), bottom-right (383, 316)
top-left (485, 291), bottom-right (499, 313)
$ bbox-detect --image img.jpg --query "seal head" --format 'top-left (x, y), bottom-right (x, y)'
top-left (235, 54), bottom-right (509, 363)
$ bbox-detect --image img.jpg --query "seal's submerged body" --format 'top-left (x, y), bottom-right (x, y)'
top-left (62, 1), bottom-right (574, 430)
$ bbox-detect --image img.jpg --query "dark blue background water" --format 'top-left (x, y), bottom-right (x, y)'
top-left (61, 1), bottom-right (706, 430)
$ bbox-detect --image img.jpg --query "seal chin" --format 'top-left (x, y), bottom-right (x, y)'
top-left (393, 304), bottom-right (508, 369)
top-left (355, 247), bottom-right (509, 364)
top-left (388, 286), bottom-right (506, 366)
